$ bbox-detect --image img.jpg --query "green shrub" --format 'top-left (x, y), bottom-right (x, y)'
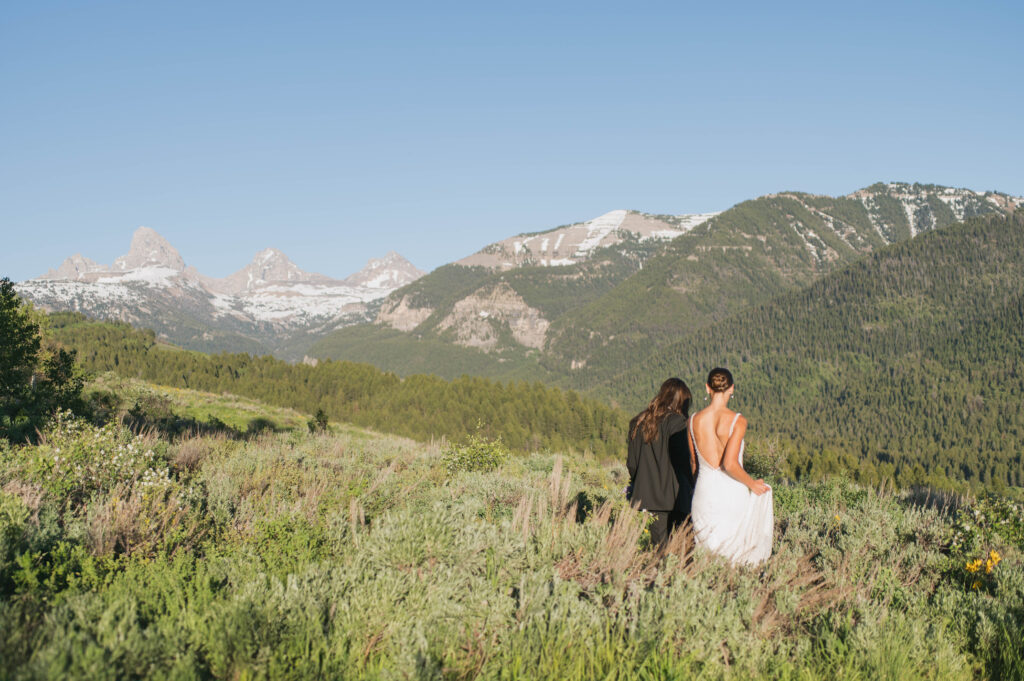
top-left (949, 493), bottom-right (1024, 557)
top-left (25, 411), bottom-right (165, 507)
top-left (440, 428), bottom-right (510, 474)
top-left (307, 408), bottom-right (328, 434)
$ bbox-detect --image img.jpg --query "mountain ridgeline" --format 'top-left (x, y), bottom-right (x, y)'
top-left (606, 211), bottom-right (1024, 492)
top-left (16, 182), bottom-right (1024, 492)
top-left (16, 229), bottom-right (425, 357)
top-left (47, 315), bottom-right (626, 458)
top-left (311, 183), bottom-right (1021, 387)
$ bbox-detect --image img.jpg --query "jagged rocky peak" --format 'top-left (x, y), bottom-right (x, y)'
top-left (207, 248), bottom-right (335, 296)
top-left (344, 251), bottom-right (425, 289)
top-left (248, 248), bottom-right (310, 283)
top-left (113, 227), bottom-right (186, 272)
top-left (41, 253), bottom-right (109, 280)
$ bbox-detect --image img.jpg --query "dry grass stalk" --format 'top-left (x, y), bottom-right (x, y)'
top-left (87, 483), bottom-right (200, 557)
top-left (658, 520), bottom-right (695, 565)
top-left (556, 501), bottom-right (665, 590)
top-left (349, 498), bottom-right (366, 542)
top-left (749, 549), bottom-right (853, 637)
top-left (547, 456), bottom-right (572, 512)
top-left (171, 436), bottom-right (212, 473)
top-left (511, 495), bottom-right (533, 542)
top-left (294, 477), bottom-right (329, 520)
top-left (366, 460), bottom-right (398, 495)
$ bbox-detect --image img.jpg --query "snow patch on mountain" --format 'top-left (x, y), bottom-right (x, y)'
top-left (574, 210), bottom-right (627, 256)
top-left (344, 251), bottom-right (425, 289)
top-left (17, 226), bottom-right (425, 341)
top-left (457, 209), bottom-right (720, 270)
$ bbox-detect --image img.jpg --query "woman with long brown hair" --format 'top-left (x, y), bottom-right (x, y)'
top-left (626, 377), bottom-right (694, 546)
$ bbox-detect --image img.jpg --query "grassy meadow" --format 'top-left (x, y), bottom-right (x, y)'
top-left (1, 380), bottom-right (1022, 680)
top-left (85, 374), bottom-right (313, 434)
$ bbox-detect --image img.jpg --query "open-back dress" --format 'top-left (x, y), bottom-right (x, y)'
top-left (689, 412), bottom-right (773, 565)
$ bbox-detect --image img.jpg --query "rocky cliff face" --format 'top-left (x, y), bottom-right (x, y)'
top-left (436, 283), bottom-right (549, 351)
top-left (41, 254), bottom-right (109, 281)
top-left (205, 248), bottom-right (336, 296)
top-left (376, 295), bottom-right (434, 332)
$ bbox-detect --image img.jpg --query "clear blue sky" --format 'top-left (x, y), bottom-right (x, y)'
top-left (2, 1), bottom-right (1022, 281)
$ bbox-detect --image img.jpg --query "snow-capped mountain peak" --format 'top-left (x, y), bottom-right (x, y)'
top-left (17, 227), bottom-right (426, 350)
top-left (343, 251), bottom-right (425, 289)
top-left (456, 209), bottom-right (720, 270)
top-left (208, 247), bottom-right (332, 295)
top-left (41, 254), bottom-right (109, 281)
top-left (113, 227), bottom-right (185, 272)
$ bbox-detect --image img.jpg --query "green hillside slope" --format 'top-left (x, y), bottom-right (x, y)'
top-left (606, 212), bottom-right (1024, 491)
top-left (310, 184), bottom-right (1017, 388)
top-left (47, 314), bottom-right (627, 457)
top-left (304, 324), bottom-right (552, 381)
top-left (309, 236), bottom-right (665, 375)
top-left (551, 184), bottom-right (1015, 389)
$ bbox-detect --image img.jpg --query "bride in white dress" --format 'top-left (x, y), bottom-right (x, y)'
top-left (687, 368), bottom-right (773, 565)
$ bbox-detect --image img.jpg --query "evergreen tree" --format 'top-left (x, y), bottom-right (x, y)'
top-left (1, 278), bottom-right (83, 441)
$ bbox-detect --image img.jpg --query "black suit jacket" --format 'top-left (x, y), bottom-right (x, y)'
top-left (627, 413), bottom-right (696, 514)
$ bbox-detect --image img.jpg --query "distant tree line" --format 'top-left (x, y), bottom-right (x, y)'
top-left (48, 313), bottom-right (627, 458)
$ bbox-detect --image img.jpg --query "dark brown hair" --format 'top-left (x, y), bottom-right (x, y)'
top-left (707, 367), bottom-right (734, 393)
top-left (631, 377), bottom-right (692, 444)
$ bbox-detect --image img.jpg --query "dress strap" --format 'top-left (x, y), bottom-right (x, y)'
top-left (688, 414), bottom-right (697, 454)
top-left (728, 412), bottom-right (741, 437)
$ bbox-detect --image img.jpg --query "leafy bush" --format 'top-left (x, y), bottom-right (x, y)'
top-left (25, 411), bottom-right (164, 506)
top-left (307, 408), bottom-right (328, 434)
top-left (441, 427), bottom-right (510, 473)
top-left (246, 417), bottom-right (276, 436)
top-left (948, 493), bottom-right (1024, 557)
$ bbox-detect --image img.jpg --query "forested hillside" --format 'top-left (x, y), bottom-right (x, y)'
top-left (308, 184), bottom-right (1018, 388)
top-left (607, 212), bottom-right (1024, 492)
top-left (309, 234), bottom-right (667, 376)
top-left (550, 184), bottom-right (1018, 389)
top-left (48, 314), bottom-right (626, 457)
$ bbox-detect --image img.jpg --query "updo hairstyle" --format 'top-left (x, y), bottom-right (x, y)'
top-left (707, 367), bottom-right (734, 393)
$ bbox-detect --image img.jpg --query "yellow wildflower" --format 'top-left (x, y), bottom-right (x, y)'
top-left (971, 580), bottom-right (982, 590)
top-left (985, 559), bottom-right (994, 574)
top-left (990, 550), bottom-right (1001, 564)
top-left (833, 514), bottom-right (840, 522)
top-left (966, 559), bottom-right (983, 573)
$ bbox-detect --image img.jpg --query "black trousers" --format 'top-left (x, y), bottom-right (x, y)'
top-left (648, 510), bottom-right (686, 546)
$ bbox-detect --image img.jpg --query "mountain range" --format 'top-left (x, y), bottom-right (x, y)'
top-left (13, 180), bottom-right (1024, 490)
top-left (44, 208), bottom-right (1024, 491)
top-left (16, 228), bottom-right (424, 354)
top-left (15, 182), bottom-right (1022, 375)
top-left (310, 182), bottom-right (1023, 386)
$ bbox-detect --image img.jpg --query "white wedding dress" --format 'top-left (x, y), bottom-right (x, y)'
top-left (689, 412), bottom-right (773, 565)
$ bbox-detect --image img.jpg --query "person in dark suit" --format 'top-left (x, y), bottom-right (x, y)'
top-left (626, 377), bottom-right (695, 546)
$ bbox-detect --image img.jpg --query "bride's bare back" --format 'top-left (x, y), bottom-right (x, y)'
top-left (689, 405), bottom-right (768, 495)
top-left (690, 406), bottom-right (742, 470)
